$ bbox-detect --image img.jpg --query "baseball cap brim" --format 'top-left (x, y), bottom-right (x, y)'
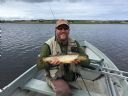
top-left (56, 19), bottom-right (69, 28)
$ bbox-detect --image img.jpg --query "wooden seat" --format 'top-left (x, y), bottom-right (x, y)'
top-left (23, 79), bottom-right (88, 96)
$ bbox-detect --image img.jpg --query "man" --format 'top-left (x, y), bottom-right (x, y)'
top-left (37, 19), bottom-right (90, 96)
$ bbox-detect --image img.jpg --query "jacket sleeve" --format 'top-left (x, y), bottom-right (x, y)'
top-left (75, 41), bottom-right (90, 67)
top-left (37, 43), bottom-right (51, 71)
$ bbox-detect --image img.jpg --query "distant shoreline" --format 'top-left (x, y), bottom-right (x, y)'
top-left (0, 20), bottom-right (128, 24)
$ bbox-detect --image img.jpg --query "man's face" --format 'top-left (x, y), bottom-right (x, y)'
top-left (55, 24), bottom-right (70, 42)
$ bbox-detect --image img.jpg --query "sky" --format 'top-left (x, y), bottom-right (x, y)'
top-left (0, 0), bottom-right (128, 20)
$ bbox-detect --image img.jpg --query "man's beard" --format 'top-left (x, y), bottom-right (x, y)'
top-left (59, 34), bottom-right (68, 41)
top-left (56, 33), bottom-right (68, 44)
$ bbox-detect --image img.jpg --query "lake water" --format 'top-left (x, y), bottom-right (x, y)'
top-left (0, 23), bottom-right (128, 88)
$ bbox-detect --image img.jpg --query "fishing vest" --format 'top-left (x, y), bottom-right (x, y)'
top-left (45, 36), bottom-right (78, 79)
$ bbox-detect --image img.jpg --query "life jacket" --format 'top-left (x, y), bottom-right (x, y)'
top-left (45, 36), bottom-right (78, 79)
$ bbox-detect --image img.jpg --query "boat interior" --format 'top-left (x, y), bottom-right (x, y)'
top-left (0, 41), bottom-right (128, 96)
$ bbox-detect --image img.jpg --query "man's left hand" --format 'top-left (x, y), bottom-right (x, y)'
top-left (71, 59), bottom-right (80, 64)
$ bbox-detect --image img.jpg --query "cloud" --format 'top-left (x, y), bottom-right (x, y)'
top-left (0, 0), bottom-right (52, 3)
top-left (0, 0), bottom-right (6, 3)
top-left (0, 0), bottom-right (128, 20)
top-left (21, 0), bottom-right (52, 3)
top-left (0, 0), bottom-right (89, 3)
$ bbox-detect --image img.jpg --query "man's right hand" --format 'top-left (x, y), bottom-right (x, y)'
top-left (49, 57), bottom-right (61, 65)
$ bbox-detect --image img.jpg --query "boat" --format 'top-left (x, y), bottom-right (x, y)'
top-left (0, 40), bottom-right (128, 96)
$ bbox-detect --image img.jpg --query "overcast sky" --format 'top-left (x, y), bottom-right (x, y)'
top-left (0, 0), bottom-right (128, 20)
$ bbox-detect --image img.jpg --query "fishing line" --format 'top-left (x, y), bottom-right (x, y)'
top-left (47, 2), bottom-right (56, 38)
top-left (79, 72), bottom-right (92, 96)
top-left (47, 2), bottom-right (56, 20)
top-left (0, 27), bottom-right (1, 57)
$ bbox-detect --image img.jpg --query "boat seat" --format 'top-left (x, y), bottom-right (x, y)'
top-left (23, 79), bottom-right (55, 96)
top-left (23, 79), bottom-right (88, 96)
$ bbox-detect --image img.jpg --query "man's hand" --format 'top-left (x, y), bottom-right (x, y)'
top-left (71, 59), bottom-right (80, 64)
top-left (49, 57), bottom-right (61, 65)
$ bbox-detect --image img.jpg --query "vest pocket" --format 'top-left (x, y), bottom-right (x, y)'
top-left (71, 47), bottom-right (78, 52)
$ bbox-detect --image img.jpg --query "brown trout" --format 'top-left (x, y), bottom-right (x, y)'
top-left (43, 54), bottom-right (87, 64)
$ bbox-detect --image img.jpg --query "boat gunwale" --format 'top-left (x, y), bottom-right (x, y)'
top-left (0, 65), bottom-right (38, 96)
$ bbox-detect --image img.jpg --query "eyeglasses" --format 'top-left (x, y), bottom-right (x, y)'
top-left (56, 25), bottom-right (69, 30)
top-left (57, 27), bottom-right (69, 30)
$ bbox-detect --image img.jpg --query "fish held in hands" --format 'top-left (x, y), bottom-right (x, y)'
top-left (43, 54), bottom-right (88, 64)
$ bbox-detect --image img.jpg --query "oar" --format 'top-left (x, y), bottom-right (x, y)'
top-left (101, 67), bottom-right (128, 80)
top-left (102, 67), bottom-right (128, 75)
top-left (101, 70), bottom-right (128, 80)
top-left (90, 59), bottom-right (128, 80)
